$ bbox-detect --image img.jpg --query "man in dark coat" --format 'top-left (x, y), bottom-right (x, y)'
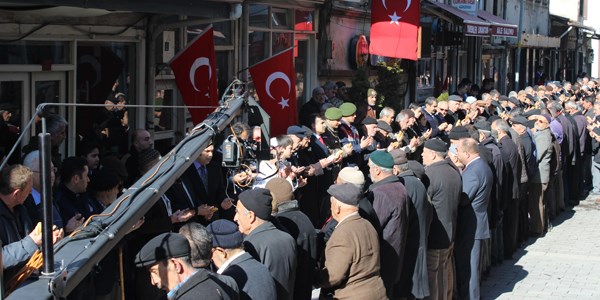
top-left (267, 178), bottom-right (318, 300)
top-left (207, 220), bottom-right (277, 300)
top-left (455, 138), bottom-right (493, 300)
top-left (367, 150), bottom-right (409, 298)
top-left (55, 157), bottom-right (101, 225)
top-left (565, 100), bottom-right (588, 201)
top-left (422, 138), bottom-right (462, 300)
top-left (123, 129), bottom-right (153, 188)
top-left (299, 87), bottom-right (326, 127)
top-left (134, 232), bottom-right (238, 300)
top-left (234, 188), bottom-right (297, 300)
top-left (390, 149), bottom-right (433, 299)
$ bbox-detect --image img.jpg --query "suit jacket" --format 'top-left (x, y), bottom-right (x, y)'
top-left (497, 135), bottom-right (521, 200)
top-left (532, 128), bottom-right (554, 184)
top-left (169, 268), bottom-right (238, 300)
top-left (461, 157), bottom-right (493, 240)
top-left (0, 201), bottom-right (38, 283)
top-left (221, 252), bottom-right (277, 300)
top-left (318, 214), bottom-right (387, 300)
top-left (243, 221), bottom-right (297, 300)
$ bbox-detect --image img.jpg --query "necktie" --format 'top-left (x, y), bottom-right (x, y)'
top-left (199, 165), bottom-right (209, 191)
top-left (318, 135), bottom-right (325, 145)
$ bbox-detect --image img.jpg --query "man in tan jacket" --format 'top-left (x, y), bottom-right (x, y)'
top-left (318, 183), bottom-right (386, 299)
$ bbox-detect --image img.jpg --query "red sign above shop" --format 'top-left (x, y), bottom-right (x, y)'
top-left (464, 23), bottom-right (490, 37)
top-left (490, 25), bottom-right (517, 37)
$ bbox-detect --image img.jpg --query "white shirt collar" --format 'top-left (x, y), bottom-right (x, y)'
top-left (216, 250), bottom-right (246, 274)
top-left (335, 211), bottom-right (359, 228)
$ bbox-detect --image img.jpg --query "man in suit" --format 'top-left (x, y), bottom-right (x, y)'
top-left (528, 114), bottom-right (554, 236)
top-left (317, 183), bottom-right (387, 299)
top-left (234, 188), bottom-right (297, 300)
top-left (455, 138), bottom-right (493, 300)
top-left (134, 232), bottom-right (237, 300)
top-left (208, 219), bottom-right (277, 300)
top-left (175, 143), bottom-right (234, 224)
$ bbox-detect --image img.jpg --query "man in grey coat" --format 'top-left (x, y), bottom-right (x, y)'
top-left (207, 220), bottom-right (277, 300)
top-left (367, 150), bottom-right (409, 298)
top-left (234, 188), bottom-right (297, 300)
top-left (528, 114), bottom-right (554, 236)
top-left (456, 138), bottom-right (493, 300)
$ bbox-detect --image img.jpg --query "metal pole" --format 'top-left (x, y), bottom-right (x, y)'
top-left (39, 118), bottom-right (54, 276)
top-left (515, 0), bottom-right (524, 90)
top-left (1, 240), bottom-right (4, 300)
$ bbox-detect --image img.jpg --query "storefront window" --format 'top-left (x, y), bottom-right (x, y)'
top-left (250, 4), bottom-right (269, 28)
top-left (272, 32), bottom-right (292, 54)
top-left (271, 8), bottom-right (290, 29)
top-left (0, 41), bottom-right (70, 64)
top-left (249, 31), bottom-right (268, 66)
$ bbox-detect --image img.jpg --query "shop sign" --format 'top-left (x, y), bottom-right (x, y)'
top-left (464, 23), bottom-right (489, 37)
top-left (491, 25), bottom-right (517, 37)
top-left (451, 0), bottom-right (478, 17)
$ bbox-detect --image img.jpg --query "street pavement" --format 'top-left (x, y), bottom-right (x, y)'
top-left (481, 196), bottom-right (600, 299)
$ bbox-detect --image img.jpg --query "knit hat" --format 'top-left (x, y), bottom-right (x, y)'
top-left (337, 166), bottom-right (365, 186)
top-left (238, 188), bottom-right (272, 220)
top-left (327, 183), bottom-right (361, 206)
top-left (339, 102), bottom-right (357, 117)
top-left (265, 178), bottom-right (294, 204)
top-left (325, 107), bottom-right (343, 120)
top-left (389, 149), bottom-right (408, 165)
top-left (369, 150), bottom-right (394, 169)
top-left (424, 138), bottom-right (448, 152)
top-left (206, 220), bottom-right (244, 249)
top-left (361, 117), bottom-right (378, 125)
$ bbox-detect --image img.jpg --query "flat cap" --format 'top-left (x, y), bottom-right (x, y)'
top-left (499, 95), bottom-right (510, 102)
top-left (325, 107), bottom-right (343, 120)
top-left (508, 97), bottom-right (520, 106)
top-left (135, 233), bottom-right (190, 267)
top-left (474, 120), bottom-right (491, 131)
top-left (339, 102), bottom-right (357, 117)
top-left (448, 126), bottom-right (470, 140)
top-left (525, 94), bottom-right (535, 101)
top-left (328, 183), bottom-right (361, 206)
top-left (287, 125), bottom-right (307, 138)
top-left (522, 109), bottom-right (541, 118)
top-left (239, 188), bottom-right (272, 220)
top-left (424, 138), bottom-right (448, 152)
top-left (369, 150), bottom-right (395, 169)
top-left (362, 117), bottom-right (378, 125)
top-left (389, 149), bottom-right (408, 165)
top-left (377, 120), bottom-right (393, 132)
top-left (490, 100), bottom-right (501, 107)
top-left (206, 220), bottom-right (244, 249)
top-left (510, 115), bottom-right (529, 126)
top-left (301, 125), bottom-right (313, 136)
top-left (448, 95), bottom-right (463, 102)
top-left (338, 166), bottom-right (365, 186)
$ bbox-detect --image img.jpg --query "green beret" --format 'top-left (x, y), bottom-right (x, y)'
top-left (325, 107), bottom-right (343, 120)
top-left (369, 150), bottom-right (394, 169)
top-left (339, 102), bottom-right (357, 117)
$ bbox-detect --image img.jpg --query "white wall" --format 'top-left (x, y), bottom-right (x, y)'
top-left (549, 0), bottom-right (580, 21)
top-left (584, 0), bottom-right (600, 77)
top-left (505, 0), bottom-right (549, 36)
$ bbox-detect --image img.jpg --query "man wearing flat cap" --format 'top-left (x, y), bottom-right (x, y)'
top-left (527, 114), bottom-right (554, 236)
top-left (234, 188), bottom-right (297, 300)
top-left (390, 149), bottom-right (433, 299)
top-left (318, 183), bottom-right (386, 299)
top-left (367, 150), bottom-right (409, 298)
top-left (207, 220), bottom-right (276, 300)
top-left (135, 232), bottom-right (236, 300)
top-left (421, 138), bottom-right (462, 300)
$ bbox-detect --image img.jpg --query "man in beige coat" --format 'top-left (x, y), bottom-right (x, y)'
top-left (318, 183), bottom-right (386, 299)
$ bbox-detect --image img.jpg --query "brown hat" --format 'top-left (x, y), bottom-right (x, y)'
top-left (265, 178), bottom-right (294, 205)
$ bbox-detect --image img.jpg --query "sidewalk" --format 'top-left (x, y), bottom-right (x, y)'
top-left (481, 196), bottom-right (600, 299)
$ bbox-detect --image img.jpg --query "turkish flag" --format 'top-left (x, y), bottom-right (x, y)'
top-left (370, 0), bottom-right (420, 60)
top-left (170, 26), bottom-right (218, 124)
top-left (249, 48), bottom-right (297, 137)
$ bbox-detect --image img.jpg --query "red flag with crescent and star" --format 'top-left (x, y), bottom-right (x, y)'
top-left (370, 0), bottom-right (420, 60)
top-left (169, 26), bottom-right (218, 124)
top-left (249, 48), bottom-right (297, 137)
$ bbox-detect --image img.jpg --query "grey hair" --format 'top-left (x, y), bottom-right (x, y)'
top-left (179, 222), bottom-right (213, 268)
top-left (564, 100), bottom-right (579, 111)
top-left (492, 119), bottom-right (511, 134)
top-left (323, 81), bottom-right (337, 91)
top-left (312, 87), bottom-right (324, 95)
top-left (424, 97), bottom-right (437, 106)
top-left (379, 107), bottom-right (395, 119)
top-left (397, 162), bottom-right (409, 172)
top-left (46, 114), bottom-right (67, 135)
top-left (396, 111), bottom-right (410, 122)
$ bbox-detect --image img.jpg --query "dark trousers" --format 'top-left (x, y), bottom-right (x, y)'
top-left (528, 182), bottom-right (547, 234)
top-left (503, 197), bottom-right (519, 257)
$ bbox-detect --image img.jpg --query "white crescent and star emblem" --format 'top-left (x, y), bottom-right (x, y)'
top-left (189, 57), bottom-right (212, 96)
top-left (381, 0), bottom-right (412, 26)
top-left (265, 72), bottom-right (292, 110)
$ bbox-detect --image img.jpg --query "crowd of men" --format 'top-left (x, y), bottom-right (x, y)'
top-left (1, 76), bottom-right (600, 300)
